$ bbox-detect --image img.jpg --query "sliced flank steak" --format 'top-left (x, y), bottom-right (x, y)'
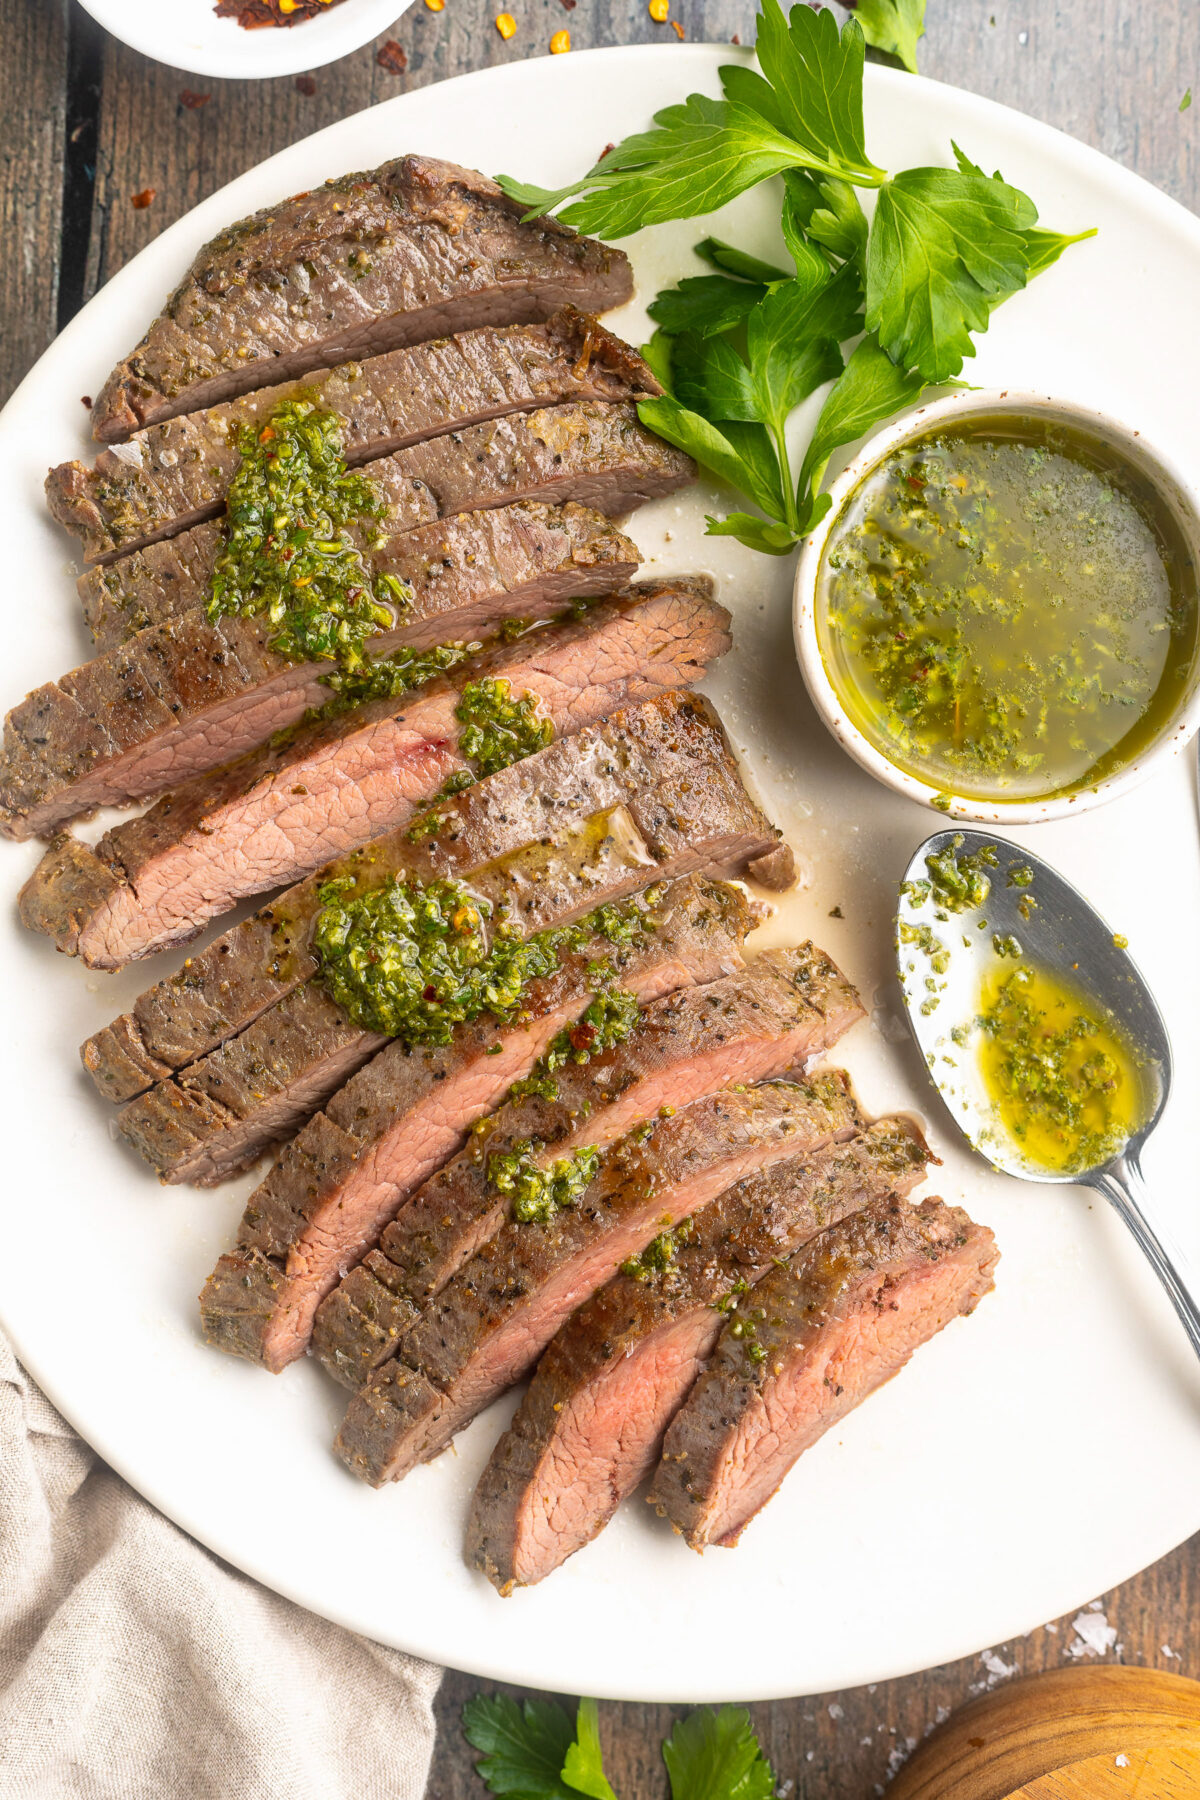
top-left (77, 401), bottom-right (694, 646)
top-left (649, 1197), bottom-right (999, 1550)
top-left (1, 504), bottom-right (637, 839)
top-left (91, 157), bottom-right (632, 443)
top-left (312, 945), bottom-right (863, 1390)
top-left (334, 1074), bottom-right (864, 1488)
top-left (122, 872), bottom-right (754, 1188)
top-left (80, 691), bottom-right (792, 1104)
top-left (51, 311), bottom-right (657, 563)
top-left (468, 1117), bottom-right (932, 1592)
top-left (20, 581), bottom-right (729, 969)
top-left (199, 880), bottom-right (768, 1358)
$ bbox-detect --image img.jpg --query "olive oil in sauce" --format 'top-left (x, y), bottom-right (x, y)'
top-left (976, 960), bottom-right (1145, 1174)
top-left (817, 416), bottom-right (1199, 800)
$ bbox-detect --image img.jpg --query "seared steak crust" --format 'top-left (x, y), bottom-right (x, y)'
top-left (1, 504), bottom-right (637, 839)
top-left (199, 881), bottom-right (760, 1356)
top-left (91, 157), bottom-right (633, 442)
top-left (649, 1197), bottom-right (999, 1549)
top-left (334, 1074), bottom-right (863, 1487)
top-left (468, 1118), bottom-right (931, 1591)
top-left (77, 404), bottom-right (693, 648)
top-left (20, 582), bottom-right (730, 968)
top-left (51, 312), bottom-right (657, 563)
top-left (313, 945), bottom-right (863, 1389)
top-left (80, 692), bottom-right (790, 1103)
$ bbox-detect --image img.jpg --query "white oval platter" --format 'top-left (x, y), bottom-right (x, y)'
top-left (0, 45), bottom-right (1197, 1702)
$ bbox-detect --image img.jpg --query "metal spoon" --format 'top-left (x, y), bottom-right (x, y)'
top-left (895, 827), bottom-right (1200, 1359)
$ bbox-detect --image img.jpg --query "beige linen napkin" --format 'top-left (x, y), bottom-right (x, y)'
top-left (0, 1330), bottom-right (441, 1800)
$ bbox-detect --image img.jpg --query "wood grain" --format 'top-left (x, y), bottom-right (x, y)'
top-left (0, 3), bottom-right (1197, 1795)
top-left (888, 1667), bottom-right (1200, 1799)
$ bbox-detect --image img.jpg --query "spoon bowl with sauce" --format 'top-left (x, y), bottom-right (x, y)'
top-left (795, 391), bottom-right (1200, 824)
top-left (896, 827), bottom-right (1200, 1359)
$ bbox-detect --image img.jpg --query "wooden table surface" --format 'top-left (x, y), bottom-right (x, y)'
top-left (1, 0), bottom-right (1198, 1792)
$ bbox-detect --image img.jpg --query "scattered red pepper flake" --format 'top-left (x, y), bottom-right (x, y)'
top-left (376, 37), bottom-right (408, 72)
top-left (294, 73), bottom-right (317, 94)
top-left (130, 188), bottom-right (156, 210)
top-left (80, 396), bottom-right (93, 410)
top-left (179, 90), bottom-right (211, 109)
top-left (559, 0), bottom-right (578, 9)
top-left (730, 31), bottom-right (740, 42)
top-left (671, 17), bottom-right (685, 36)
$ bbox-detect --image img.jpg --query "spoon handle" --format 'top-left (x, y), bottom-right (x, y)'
top-left (1089, 1149), bottom-right (1200, 1361)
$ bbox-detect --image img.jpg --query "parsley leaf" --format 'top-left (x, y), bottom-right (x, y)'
top-left (561, 1699), bottom-right (620, 1800)
top-left (753, 0), bottom-right (884, 183)
top-left (866, 163), bottom-right (1037, 380)
top-left (784, 169), bottom-right (869, 269)
top-left (497, 92), bottom-right (870, 240)
top-left (463, 1694), bottom-right (579, 1799)
top-left (647, 275), bottom-right (768, 338)
top-left (639, 253), bottom-right (860, 544)
top-left (798, 331), bottom-right (927, 496)
top-left (694, 237), bottom-right (790, 283)
top-left (663, 1706), bottom-right (776, 1800)
top-left (846, 0), bottom-right (927, 74)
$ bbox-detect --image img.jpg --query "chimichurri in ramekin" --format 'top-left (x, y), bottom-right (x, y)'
top-left (816, 415), bottom-right (1199, 801)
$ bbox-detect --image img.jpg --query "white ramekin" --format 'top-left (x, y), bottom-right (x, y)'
top-left (792, 388), bottom-right (1200, 825)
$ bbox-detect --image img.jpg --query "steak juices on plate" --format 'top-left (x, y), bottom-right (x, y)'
top-left (0, 149), bottom-right (996, 1582)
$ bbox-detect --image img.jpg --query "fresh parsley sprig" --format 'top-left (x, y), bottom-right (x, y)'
top-left (842, 0), bottom-right (927, 74)
top-left (498, 0), bottom-right (1093, 387)
top-left (462, 1694), bottom-right (776, 1800)
top-left (638, 238), bottom-right (925, 555)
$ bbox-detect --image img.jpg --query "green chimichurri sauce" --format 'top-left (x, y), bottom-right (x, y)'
top-left (817, 417), bottom-right (1199, 800)
top-left (506, 988), bottom-right (644, 1103)
top-left (405, 676), bottom-right (558, 841)
top-left (209, 396), bottom-right (413, 670)
top-left (620, 1216), bottom-right (697, 1281)
top-left (976, 961), bottom-right (1145, 1173)
top-left (311, 874), bottom-right (659, 1046)
top-left (487, 1141), bottom-right (601, 1224)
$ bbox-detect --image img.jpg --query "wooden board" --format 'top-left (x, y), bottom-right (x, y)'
top-left (889, 1668), bottom-right (1200, 1800)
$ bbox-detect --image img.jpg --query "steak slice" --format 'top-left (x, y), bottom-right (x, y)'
top-left (80, 691), bottom-right (792, 1104)
top-left (20, 581), bottom-right (729, 968)
top-left (2, 504), bottom-right (637, 838)
top-left (313, 945), bottom-right (863, 1390)
top-left (334, 1074), bottom-right (864, 1488)
top-left (123, 875), bottom-right (755, 1188)
top-left (91, 157), bottom-right (633, 442)
top-left (78, 405), bottom-right (693, 651)
top-left (51, 312), bottom-right (657, 563)
top-left (199, 884), bottom-right (773, 1359)
top-left (468, 1117), bottom-right (932, 1592)
top-left (649, 1197), bottom-right (999, 1549)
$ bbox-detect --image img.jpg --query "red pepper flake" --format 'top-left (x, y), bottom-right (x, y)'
top-left (731, 31), bottom-right (740, 42)
top-left (294, 73), bottom-right (317, 94)
top-left (905, 474), bottom-right (924, 493)
top-left (179, 90), bottom-right (211, 109)
top-left (376, 37), bottom-right (408, 72)
top-left (568, 1021), bottom-right (597, 1051)
top-left (80, 396), bottom-right (93, 410)
top-left (423, 984), bottom-right (439, 1003)
top-left (670, 17), bottom-right (685, 36)
top-left (598, 142), bottom-right (616, 159)
top-left (130, 188), bottom-right (156, 210)
top-left (559, 0), bottom-right (577, 9)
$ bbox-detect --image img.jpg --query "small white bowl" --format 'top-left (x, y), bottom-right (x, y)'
top-left (792, 388), bottom-right (1200, 825)
top-left (76, 0), bottom-right (411, 81)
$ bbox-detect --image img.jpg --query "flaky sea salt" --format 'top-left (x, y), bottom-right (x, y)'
top-left (1068, 1609), bottom-right (1118, 1658)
